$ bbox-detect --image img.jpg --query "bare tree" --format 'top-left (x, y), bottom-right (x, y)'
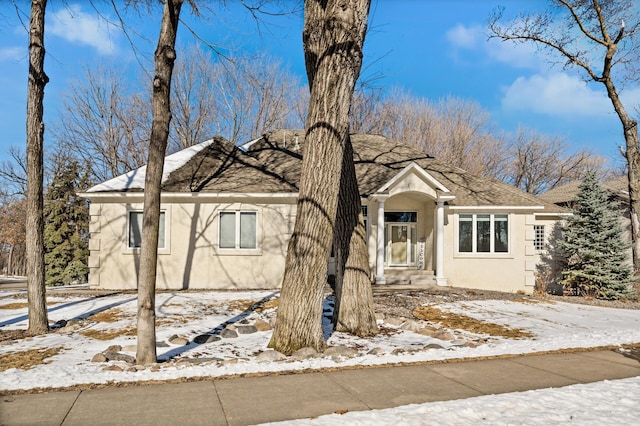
top-left (352, 89), bottom-right (509, 178)
top-left (212, 54), bottom-right (306, 144)
top-left (169, 45), bottom-right (220, 150)
top-left (0, 146), bottom-right (28, 197)
top-left (269, 0), bottom-right (370, 354)
top-left (52, 63), bottom-right (149, 182)
top-left (506, 127), bottom-right (606, 195)
top-left (489, 0), bottom-right (640, 269)
top-left (136, 0), bottom-right (183, 365)
top-left (25, 0), bottom-right (49, 335)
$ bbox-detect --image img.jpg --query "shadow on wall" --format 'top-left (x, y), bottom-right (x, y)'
top-left (535, 221), bottom-right (566, 295)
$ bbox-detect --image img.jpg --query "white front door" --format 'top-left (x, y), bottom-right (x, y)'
top-left (386, 223), bottom-right (417, 266)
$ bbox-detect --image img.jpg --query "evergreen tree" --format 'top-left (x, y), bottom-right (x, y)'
top-left (559, 171), bottom-right (635, 300)
top-left (44, 160), bottom-right (90, 286)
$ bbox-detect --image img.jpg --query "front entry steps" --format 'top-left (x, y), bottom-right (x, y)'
top-left (382, 268), bottom-right (436, 286)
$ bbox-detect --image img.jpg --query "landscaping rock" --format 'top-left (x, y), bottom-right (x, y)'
top-left (291, 347), bottom-right (318, 360)
top-left (105, 345), bottom-right (122, 352)
top-left (91, 353), bottom-right (108, 363)
top-left (367, 347), bottom-right (386, 356)
top-left (54, 319), bottom-right (68, 328)
top-left (256, 350), bottom-right (287, 362)
top-left (103, 351), bottom-right (136, 363)
top-left (324, 345), bottom-right (359, 359)
top-left (220, 329), bottom-right (238, 339)
top-left (450, 339), bottom-right (469, 347)
top-left (169, 336), bottom-right (189, 346)
top-left (385, 317), bottom-right (405, 326)
top-left (416, 327), bottom-right (438, 337)
top-left (156, 341), bottom-right (170, 348)
top-left (121, 345), bottom-right (137, 352)
top-left (424, 343), bottom-right (445, 350)
top-left (193, 334), bottom-right (221, 344)
top-left (240, 319), bottom-right (250, 325)
top-left (103, 365), bottom-right (123, 372)
top-left (375, 312), bottom-right (385, 321)
top-left (432, 331), bottom-right (455, 341)
top-left (237, 325), bottom-right (258, 335)
top-left (253, 319), bottom-right (271, 331)
top-left (400, 320), bottom-right (421, 332)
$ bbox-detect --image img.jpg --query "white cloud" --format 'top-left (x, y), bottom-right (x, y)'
top-left (49, 4), bottom-right (119, 55)
top-left (446, 23), bottom-right (481, 49)
top-left (501, 73), bottom-right (613, 117)
top-left (0, 47), bottom-right (24, 62)
top-left (446, 23), bottom-right (542, 70)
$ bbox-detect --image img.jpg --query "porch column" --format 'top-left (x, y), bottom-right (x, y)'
top-left (435, 201), bottom-right (447, 286)
top-left (375, 195), bottom-right (388, 284)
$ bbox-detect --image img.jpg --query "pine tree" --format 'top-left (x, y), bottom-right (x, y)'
top-left (558, 171), bottom-right (635, 300)
top-left (44, 160), bottom-right (90, 286)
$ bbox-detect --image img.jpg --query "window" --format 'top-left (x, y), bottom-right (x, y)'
top-left (128, 211), bottom-right (165, 249)
top-left (534, 225), bottom-right (545, 251)
top-left (458, 214), bottom-right (509, 253)
top-left (219, 211), bottom-right (257, 249)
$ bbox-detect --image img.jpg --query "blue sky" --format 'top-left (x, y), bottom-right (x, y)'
top-left (1, 0), bottom-right (639, 170)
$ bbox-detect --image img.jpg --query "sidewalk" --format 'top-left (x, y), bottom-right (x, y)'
top-left (2, 349), bottom-right (640, 426)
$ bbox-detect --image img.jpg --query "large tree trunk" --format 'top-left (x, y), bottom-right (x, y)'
top-left (332, 136), bottom-right (377, 335)
top-left (268, 0), bottom-right (370, 355)
top-left (136, 0), bottom-right (182, 365)
top-left (602, 79), bottom-right (640, 272)
top-left (26, 0), bottom-right (49, 335)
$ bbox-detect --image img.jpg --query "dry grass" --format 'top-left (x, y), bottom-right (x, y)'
top-left (89, 308), bottom-right (129, 323)
top-left (0, 347), bottom-right (63, 371)
top-left (227, 298), bottom-right (279, 312)
top-left (79, 326), bottom-right (136, 341)
top-left (0, 301), bottom-right (58, 310)
top-left (413, 306), bottom-right (534, 339)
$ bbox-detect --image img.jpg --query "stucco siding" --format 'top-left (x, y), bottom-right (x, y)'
top-left (89, 199), bottom-right (295, 290)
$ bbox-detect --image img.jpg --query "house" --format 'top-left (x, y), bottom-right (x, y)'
top-left (82, 130), bottom-right (567, 294)
top-left (539, 175), bottom-right (632, 261)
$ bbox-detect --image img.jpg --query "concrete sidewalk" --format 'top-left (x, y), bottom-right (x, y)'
top-left (2, 349), bottom-right (640, 426)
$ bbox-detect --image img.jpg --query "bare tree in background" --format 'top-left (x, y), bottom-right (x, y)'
top-left (52, 64), bottom-right (149, 182)
top-left (25, 0), bottom-right (49, 335)
top-left (489, 0), bottom-right (640, 270)
top-left (269, 0), bottom-right (370, 354)
top-left (136, 0), bottom-right (184, 365)
top-left (212, 54), bottom-right (306, 143)
top-left (170, 45), bottom-right (219, 150)
top-left (506, 128), bottom-right (606, 195)
top-left (351, 89), bottom-right (508, 178)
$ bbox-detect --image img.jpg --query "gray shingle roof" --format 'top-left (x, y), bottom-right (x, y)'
top-left (539, 176), bottom-right (629, 206)
top-left (158, 130), bottom-right (564, 212)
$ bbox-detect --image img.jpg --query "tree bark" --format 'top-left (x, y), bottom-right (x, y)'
top-left (332, 136), bottom-right (377, 336)
top-left (136, 0), bottom-right (182, 365)
top-left (26, 0), bottom-right (49, 335)
top-left (268, 0), bottom-right (370, 354)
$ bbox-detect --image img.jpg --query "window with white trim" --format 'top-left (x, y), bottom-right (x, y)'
top-left (128, 211), bottom-right (166, 249)
top-left (458, 214), bottom-right (509, 253)
top-left (534, 225), bottom-right (546, 251)
top-left (219, 211), bottom-right (257, 249)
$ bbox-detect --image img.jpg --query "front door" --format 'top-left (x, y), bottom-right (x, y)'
top-left (386, 223), bottom-right (417, 266)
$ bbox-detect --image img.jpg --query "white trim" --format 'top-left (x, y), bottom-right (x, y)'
top-left (216, 209), bottom-right (262, 256)
top-left (238, 136), bottom-right (263, 152)
top-left (376, 162), bottom-right (451, 194)
top-left (81, 192), bottom-right (300, 201)
top-left (455, 212), bottom-right (511, 256)
top-left (534, 212), bottom-right (572, 217)
top-left (448, 205), bottom-right (544, 211)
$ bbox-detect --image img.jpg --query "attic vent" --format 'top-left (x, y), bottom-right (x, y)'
top-left (282, 133), bottom-right (286, 149)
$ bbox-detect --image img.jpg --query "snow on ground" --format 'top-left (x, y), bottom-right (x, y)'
top-left (1, 290), bottom-right (640, 394)
top-left (2, 289), bottom-right (640, 424)
top-left (266, 376), bottom-right (640, 425)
